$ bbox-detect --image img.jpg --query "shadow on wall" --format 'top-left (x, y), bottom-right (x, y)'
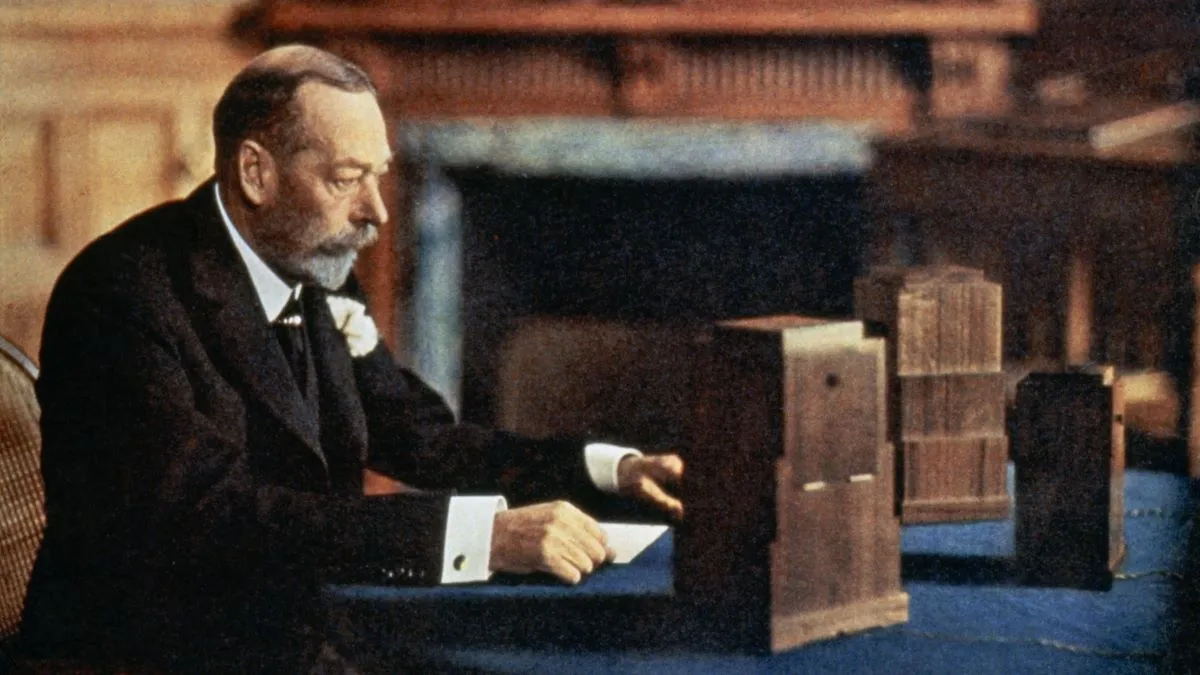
top-left (456, 173), bottom-right (869, 434)
top-left (496, 317), bottom-right (701, 451)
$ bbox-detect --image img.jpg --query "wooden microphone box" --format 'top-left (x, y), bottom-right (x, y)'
top-left (675, 315), bottom-right (907, 653)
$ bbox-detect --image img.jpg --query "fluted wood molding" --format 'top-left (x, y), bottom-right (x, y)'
top-left (264, 2), bottom-right (1037, 37)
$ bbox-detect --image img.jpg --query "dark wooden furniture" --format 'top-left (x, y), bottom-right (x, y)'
top-left (1012, 367), bottom-right (1125, 590)
top-left (855, 265), bottom-right (1009, 523)
top-left (867, 126), bottom-right (1200, 472)
top-left (861, 0), bottom-right (1200, 472)
top-left (676, 315), bottom-right (906, 652)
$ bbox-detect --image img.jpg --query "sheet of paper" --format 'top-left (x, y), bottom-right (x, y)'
top-left (599, 522), bottom-right (668, 564)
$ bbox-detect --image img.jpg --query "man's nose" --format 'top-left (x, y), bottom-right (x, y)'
top-left (357, 175), bottom-right (389, 226)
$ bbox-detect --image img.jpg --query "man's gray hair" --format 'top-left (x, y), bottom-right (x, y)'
top-left (212, 45), bottom-right (377, 172)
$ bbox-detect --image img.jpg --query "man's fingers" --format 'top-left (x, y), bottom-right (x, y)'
top-left (491, 501), bottom-right (612, 583)
top-left (575, 528), bottom-right (609, 565)
top-left (548, 521), bottom-right (605, 570)
top-left (544, 556), bottom-right (583, 585)
top-left (551, 502), bottom-right (608, 562)
top-left (541, 531), bottom-right (606, 584)
top-left (636, 475), bottom-right (684, 519)
top-left (620, 455), bottom-right (685, 519)
top-left (565, 536), bottom-right (600, 574)
top-left (576, 510), bottom-right (608, 546)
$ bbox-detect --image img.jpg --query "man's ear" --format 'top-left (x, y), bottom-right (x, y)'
top-left (236, 139), bottom-right (277, 207)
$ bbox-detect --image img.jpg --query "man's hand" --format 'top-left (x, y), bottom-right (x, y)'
top-left (617, 454), bottom-right (684, 520)
top-left (490, 501), bottom-right (613, 584)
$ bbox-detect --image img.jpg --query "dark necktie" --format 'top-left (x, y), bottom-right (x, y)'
top-left (274, 290), bottom-right (308, 394)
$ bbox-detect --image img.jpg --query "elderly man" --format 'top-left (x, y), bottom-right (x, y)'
top-left (20, 45), bottom-right (682, 673)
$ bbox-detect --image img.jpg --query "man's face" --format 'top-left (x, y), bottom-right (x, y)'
top-left (253, 82), bottom-right (391, 290)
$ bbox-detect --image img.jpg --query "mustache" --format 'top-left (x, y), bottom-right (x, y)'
top-left (316, 222), bottom-right (379, 256)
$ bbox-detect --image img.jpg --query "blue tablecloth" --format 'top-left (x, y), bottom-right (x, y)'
top-left (327, 469), bottom-right (1197, 673)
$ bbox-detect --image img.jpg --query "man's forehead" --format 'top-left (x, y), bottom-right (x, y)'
top-left (304, 137), bottom-right (395, 168)
top-left (292, 82), bottom-right (391, 166)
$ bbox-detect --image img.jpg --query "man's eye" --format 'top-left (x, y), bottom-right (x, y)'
top-left (332, 176), bottom-right (360, 191)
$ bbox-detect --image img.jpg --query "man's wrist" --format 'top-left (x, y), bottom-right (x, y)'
top-left (584, 442), bottom-right (642, 493)
top-left (440, 495), bottom-right (507, 584)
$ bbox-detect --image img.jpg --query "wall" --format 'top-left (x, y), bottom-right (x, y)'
top-left (0, 0), bottom-right (257, 358)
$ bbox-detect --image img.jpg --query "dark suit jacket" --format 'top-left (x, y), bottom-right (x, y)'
top-left (20, 180), bottom-right (605, 671)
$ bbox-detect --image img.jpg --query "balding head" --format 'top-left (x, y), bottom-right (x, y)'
top-left (212, 44), bottom-right (377, 177)
top-left (244, 44), bottom-right (331, 72)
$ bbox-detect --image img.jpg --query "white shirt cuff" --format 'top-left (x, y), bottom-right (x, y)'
top-left (440, 495), bottom-right (507, 584)
top-left (584, 442), bottom-right (642, 493)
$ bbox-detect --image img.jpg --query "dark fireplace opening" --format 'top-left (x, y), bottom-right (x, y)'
top-left (452, 171), bottom-right (868, 447)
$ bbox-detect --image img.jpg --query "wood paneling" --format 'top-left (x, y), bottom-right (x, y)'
top-left (0, 1), bottom-right (255, 358)
top-left (54, 111), bottom-right (177, 250)
top-left (0, 115), bottom-right (49, 249)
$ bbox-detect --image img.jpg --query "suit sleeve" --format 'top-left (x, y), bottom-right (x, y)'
top-left (36, 269), bottom-right (449, 584)
top-left (339, 280), bottom-right (606, 507)
top-left (353, 343), bottom-right (614, 508)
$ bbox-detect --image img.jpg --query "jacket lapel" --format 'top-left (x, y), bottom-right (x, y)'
top-left (183, 181), bottom-right (327, 469)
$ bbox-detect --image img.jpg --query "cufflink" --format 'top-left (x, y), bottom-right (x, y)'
top-left (453, 554), bottom-right (466, 571)
top-left (277, 314), bottom-right (303, 327)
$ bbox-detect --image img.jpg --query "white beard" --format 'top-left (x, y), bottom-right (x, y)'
top-left (284, 248), bottom-right (359, 291)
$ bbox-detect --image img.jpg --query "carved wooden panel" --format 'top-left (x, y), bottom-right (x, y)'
top-left (355, 39), bottom-right (613, 118)
top-left (345, 36), bottom-right (917, 126)
top-left (621, 38), bottom-right (915, 128)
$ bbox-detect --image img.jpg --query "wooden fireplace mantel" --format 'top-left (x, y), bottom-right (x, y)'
top-left (265, 2), bottom-right (1037, 37)
top-left (260, 0), bottom-right (1038, 356)
top-left (262, 1), bottom-right (1038, 125)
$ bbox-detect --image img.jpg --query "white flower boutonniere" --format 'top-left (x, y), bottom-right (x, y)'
top-left (325, 295), bottom-right (379, 358)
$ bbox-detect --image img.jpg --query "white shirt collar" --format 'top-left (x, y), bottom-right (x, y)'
top-left (213, 182), bottom-right (302, 322)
